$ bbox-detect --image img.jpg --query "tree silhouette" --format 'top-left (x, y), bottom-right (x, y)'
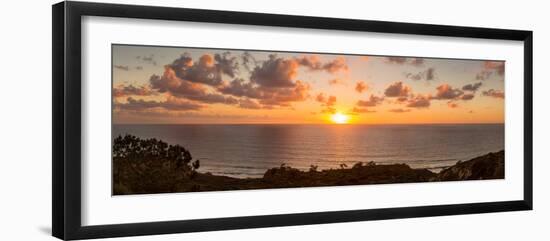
top-left (113, 134), bottom-right (200, 194)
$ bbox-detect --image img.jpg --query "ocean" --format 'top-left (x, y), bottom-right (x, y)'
top-left (112, 124), bottom-right (504, 178)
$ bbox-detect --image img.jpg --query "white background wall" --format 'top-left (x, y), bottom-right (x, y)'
top-left (0, 0), bottom-right (547, 240)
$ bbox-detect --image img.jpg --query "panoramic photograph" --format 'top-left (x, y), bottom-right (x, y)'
top-left (111, 44), bottom-right (505, 195)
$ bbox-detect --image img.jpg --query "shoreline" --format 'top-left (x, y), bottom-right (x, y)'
top-left (114, 147), bottom-right (504, 195)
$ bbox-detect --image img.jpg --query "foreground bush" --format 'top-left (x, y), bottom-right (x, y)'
top-left (113, 134), bottom-right (200, 194)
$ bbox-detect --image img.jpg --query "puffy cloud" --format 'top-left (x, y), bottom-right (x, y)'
top-left (117, 96), bottom-right (203, 111)
top-left (150, 67), bottom-right (238, 105)
top-left (389, 108), bottom-right (411, 113)
top-left (316, 93), bottom-right (337, 107)
top-left (355, 81), bottom-right (368, 93)
top-left (433, 84), bottom-right (464, 100)
top-left (462, 82), bottom-right (483, 92)
top-left (251, 54), bottom-right (299, 88)
top-left (217, 78), bottom-right (262, 99)
top-left (406, 95), bottom-right (431, 108)
top-left (168, 53), bottom-right (239, 87)
top-left (257, 81), bottom-right (311, 107)
top-left (114, 65), bottom-right (129, 71)
top-left (384, 81), bottom-right (411, 97)
top-left (482, 89), bottom-right (505, 99)
top-left (357, 94), bottom-right (384, 107)
top-left (113, 84), bottom-right (154, 97)
top-left (321, 106), bottom-right (337, 114)
top-left (321, 57), bottom-right (348, 73)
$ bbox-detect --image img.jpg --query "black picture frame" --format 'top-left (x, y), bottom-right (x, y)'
top-left (52, 1), bottom-right (533, 240)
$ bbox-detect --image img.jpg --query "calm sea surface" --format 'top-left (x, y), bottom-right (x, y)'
top-left (112, 124), bottom-right (504, 178)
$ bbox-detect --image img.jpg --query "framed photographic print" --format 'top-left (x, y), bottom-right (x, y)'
top-left (52, 1), bottom-right (533, 240)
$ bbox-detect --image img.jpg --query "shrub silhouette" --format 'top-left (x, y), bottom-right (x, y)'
top-left (113, 134), bottom-right (200, 194)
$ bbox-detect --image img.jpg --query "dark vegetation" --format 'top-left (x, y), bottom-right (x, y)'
top-left (113, 135), bottom-right (504, 195)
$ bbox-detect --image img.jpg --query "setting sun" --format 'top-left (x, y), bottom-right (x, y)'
top-left (331, 113), bottom-right (350, 124)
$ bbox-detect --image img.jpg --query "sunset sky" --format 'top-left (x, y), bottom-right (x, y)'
top-left (112, 45), bottom-right (505, 124)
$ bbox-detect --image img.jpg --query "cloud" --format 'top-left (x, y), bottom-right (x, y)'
top-left (136, 55), bottom-right (157, 66)
top-left (150, 66), bottom-right (239, 105)
top-left (357, 94), bottom-right (384, 107)
top-left (117, 96), bottom-right (203, 111)
top-left (217, 78), bottom-right (262, 99)
top-left (135, 66), bottom-right (143, 70)
top-left (384, 81), bottom-right (411, 97)
top-left (447, 102), bottom-right (459, 108)
top-left (114, 65), bottom-right (129, 71)
top-left (169, 53), bottom-right (239, 87)
top-left (433, 84), bottom-right (464, 100)
top-left (476, 61), bottom-right (505, 80)
top-left (296, 55), bottom-right (349, 73)
top-left (405, 67), bottom-right (436, 81)
top-left (389, 108), bottom-right (411, 113)
top-left (386, 57), bottom-right (425, 66)
top-left (482, 89), bottom-right (505, 99)
top-left (462, 82), bottom-right (483, 92)
top-left (461, 93), bottom-right (475, 100)
top-left (352, 107), bottom-right (376, 113)
top-left (316, 93), bottom-right (337, 107)
top-left (329, 78), bottom-right (346, 85)
top-left (238, 98), bottom-right (263, 109)
top-left (113, 84), bottom-right (155, 97)
top-left (251, 54), bottom-right (299, 88)
top-left (406, 94), bottom-right (431, 108)
top-left (355, 81), bottom-right (368, 93)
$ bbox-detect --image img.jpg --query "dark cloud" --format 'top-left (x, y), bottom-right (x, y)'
top-left (169, 53), bottom-right (239, 87)
top-left (113, 84), bottom-right (154, 97)
top-left (251, 54), bottom-right (298, 88)
top-left (241, 51), bottom-right (258, 72)
top-left (433, 84), bottom-right (464, 100)
top-left (357, 94), bottom-right (384, 107)
top-left (217, 78), bottom-right (262, 99)
top-left (461, 93), bottom-right (475, 100)
top-left (405, 67), bottom-right (436, 81)
top-left (149, 67), bottom-right (239, 105)
top-left (114, 65), bottom-right (129, 71)
top-left (355, 81), bottom-right (368, 93)
top-left (462, 82), bottom-right (483, 92)
top-left (386, 57), bottom-right (425, 66)
top-left (482, 89), bottom-right (505, 99)
top-left (389, 108), bottom-right (411, 113)
top-left (384, 81), bottom-right (411, 97)
top-left (117, 96), bottom-right (203, 111)
top-left (295, 55), bottom-right (349, 73)
top-left (136, 55), bottom-right (157, 66)
top-left (406, 95), bottom-right (431, 108)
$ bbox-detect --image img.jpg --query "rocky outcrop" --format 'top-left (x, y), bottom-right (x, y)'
top-left (436, 150), bottom-right (504, 181)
